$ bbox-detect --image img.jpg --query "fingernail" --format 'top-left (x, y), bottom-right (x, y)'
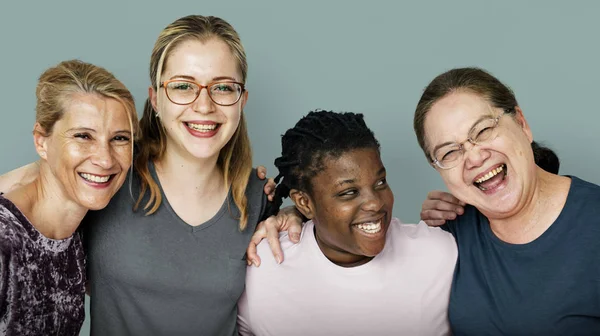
top-left (276, 255), bottom-right (282, 264)
top-left (290, 233), bottom-right (300, 242)
top-left (252, 259), bottom-right (259, 267)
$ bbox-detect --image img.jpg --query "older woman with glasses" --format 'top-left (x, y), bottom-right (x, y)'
top-left (413, 67), bottom-right (600, 335)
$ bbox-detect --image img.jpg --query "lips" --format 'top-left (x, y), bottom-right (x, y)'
top-left (473, 163), bottom-right (507, 191)
top-left (351, 215), bottom-right (387, 236)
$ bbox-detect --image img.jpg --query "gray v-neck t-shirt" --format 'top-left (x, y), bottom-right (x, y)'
top-left (82, 163), bottom-right (268, 335)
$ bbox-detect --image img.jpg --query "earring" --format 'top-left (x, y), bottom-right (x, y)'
top-left (155, 112), bottom-right (160, 118)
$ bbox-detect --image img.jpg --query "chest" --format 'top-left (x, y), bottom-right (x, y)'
top-left (450, 237), bottom-right (600, 335)
top-left (3, 240), bottom-right (85, 335)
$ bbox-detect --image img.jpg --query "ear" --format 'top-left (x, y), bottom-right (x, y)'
top-left (33, 123), bottom-right (49, 160)
top-left (148, 86), bottom-right (159, 113)
top-left (240, 90), bottom-right (249, 111)
top-left (513, 106), bottom-right (533, 143)
top-left (289, 189), bottom-right (314, 220)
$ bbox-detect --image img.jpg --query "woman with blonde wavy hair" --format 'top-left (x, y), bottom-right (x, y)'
top-left (0, 59), bottom-right (137, 336)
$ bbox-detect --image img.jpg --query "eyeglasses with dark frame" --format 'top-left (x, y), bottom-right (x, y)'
top-left (159, 79), bottom-right (245, 106)
top-left (430, 108), bottom-right (513, 170)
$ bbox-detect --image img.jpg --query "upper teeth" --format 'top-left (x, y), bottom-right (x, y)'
top-left (187, 123), bottom-right (217, 132)
top-left (355, 221), bottom-right (382, 234)
top-left (80, 173), bottom-right (110, 183)
top-left (475, 165), bottom-right (504, 184)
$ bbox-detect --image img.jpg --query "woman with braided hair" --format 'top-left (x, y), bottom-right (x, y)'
top-left (237, 110), bottom-right (457, 335)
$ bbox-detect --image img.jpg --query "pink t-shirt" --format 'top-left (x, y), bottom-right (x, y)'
top-left (237, 218), bottom-right (457, 336)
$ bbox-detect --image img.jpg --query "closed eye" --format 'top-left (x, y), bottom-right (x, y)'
top-left (74, 133), bottom-right (91, 140)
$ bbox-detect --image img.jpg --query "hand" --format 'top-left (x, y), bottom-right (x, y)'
top-left (246, 206), bottom-right (303, 267)
top-left (256, 165), bottom-right (275, 202)
top-left (420, 190), bottom-right (466, 226)
top-left (0, 162), bottom-right (40, 193)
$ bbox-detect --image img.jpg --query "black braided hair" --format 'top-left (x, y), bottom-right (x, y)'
top-left (270, 110), bottom-right (380, 215)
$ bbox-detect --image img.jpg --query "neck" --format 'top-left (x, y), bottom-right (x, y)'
top-left (155, 142), bottom-right (224, 195)
top-left (6, 165), bottom-right (87, 240)
top-left (486, 168), bottom-right (570, 244)
top-left (314, 225), bottom-right (372, 267)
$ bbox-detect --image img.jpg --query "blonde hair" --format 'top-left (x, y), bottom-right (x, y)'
top-left (36, 59), bottom-right (138, 137)
top-left (135, 15), bottom-right (253, 230)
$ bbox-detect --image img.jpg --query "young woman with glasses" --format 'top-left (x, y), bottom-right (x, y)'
top-left (0, 15), bottom-right (280, 335)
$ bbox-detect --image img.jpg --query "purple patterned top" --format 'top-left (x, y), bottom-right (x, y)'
top-left (0, 196), bottom-right (85, 336)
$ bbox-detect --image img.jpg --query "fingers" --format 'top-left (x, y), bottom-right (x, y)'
top-left (422, 199), bottom-right (464, 214)
top-left (287, 217), bottom-right (303, 243)
top-left (247, 222), bottom-right (267, 267)
top-left (264, 178), bottom-right (276, 202)
top-left (420, 209), bottom-right (458, 223)
top-left (264, 217), bottom-right (284, 264)
top-left (423, 219), bottom-right (447, 227)
top-left (427, 190), bottom-right (466, 206)
top-left (256, 166), bottom-right (267, 180)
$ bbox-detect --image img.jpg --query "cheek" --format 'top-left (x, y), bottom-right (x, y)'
top-left (113, 146), bottom-right (133, 169)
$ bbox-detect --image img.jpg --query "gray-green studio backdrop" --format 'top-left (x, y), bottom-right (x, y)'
top-left (1, 1), bottom-right (598, 335)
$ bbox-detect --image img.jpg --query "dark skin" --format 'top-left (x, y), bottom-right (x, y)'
top-left (290, 148), bottom-right (394, 267)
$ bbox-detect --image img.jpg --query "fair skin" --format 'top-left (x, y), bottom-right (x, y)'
top-left (149, 38), bottom-right (247, 226)
top-left (422, 91), bottom-right (571, 244)
top-left (5, 93), bottom-right (132, 239)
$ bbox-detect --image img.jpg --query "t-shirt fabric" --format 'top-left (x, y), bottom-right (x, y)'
top-left (83, 163), bottom-right (268, 336)
top-left (443, 176), bottom-right (600, 335)
top-left (0, 196), bottom-right (85, 336)
top-left (238, 218), bottom-right (457, 336)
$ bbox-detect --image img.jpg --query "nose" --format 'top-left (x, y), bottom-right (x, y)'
top-left (463, 142), bottom-right (490, 170)
top-left (191, 87), bottom-right (215, 114)
top-left (361, 190), bottom-right (385, 213)
top-left (91, 142), bottom-right (115, 170)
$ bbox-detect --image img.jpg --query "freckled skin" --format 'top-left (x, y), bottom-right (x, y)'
top-left (302, 148), bottom-right (394, 267)
top-left (43, 93), bottom-right (132, 211)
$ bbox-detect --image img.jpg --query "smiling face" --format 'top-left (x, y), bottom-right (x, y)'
top-left (150, 38), bottom-right (247, 162)
top-left (294, 148), bottom-right (394, 266)
top-left (424, 91), bottom-right (537, 219)
top-left (37, 93), bottom-right (132, 210)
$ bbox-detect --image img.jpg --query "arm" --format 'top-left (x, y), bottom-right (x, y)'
top-left (0, 162), bottom-right (40, 193)
top-left (420, 190), bottom-right (465, 226)
top-left (246, 206), bottom-right (303, 266)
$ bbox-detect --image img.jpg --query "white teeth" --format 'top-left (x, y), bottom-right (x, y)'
top-left (80, 173), bottom-right (110, 183)
top-left (355, 221), bottom-right (382, 234)
top-left (475, 165), bottom-right (504, 184)
top-left (186, 123), bottom-right (218, 132)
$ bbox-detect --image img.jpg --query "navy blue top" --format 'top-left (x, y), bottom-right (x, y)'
top-left (443, 176), bottom-right (600, 336)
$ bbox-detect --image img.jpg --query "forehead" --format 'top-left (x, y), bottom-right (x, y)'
top-left (58, 93), bottom-right (129, 130)
top-left (315, 148), bottom-right (383, 183)
top-left (424, 91), bottom-right (494, 146)
top-left (163, 38), bottom-right (241, 81)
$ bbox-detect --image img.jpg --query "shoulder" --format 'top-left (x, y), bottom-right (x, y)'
top-left (561, 176), bottom-right (600, 221)
top-left (389, 218), bottom-right (457, 257)
top-left (0, 199), bottom-right (26, 252)
top-left (244, 168), bottom-right (267, 201)
top-left (395, 218), bottom-right (456, 243)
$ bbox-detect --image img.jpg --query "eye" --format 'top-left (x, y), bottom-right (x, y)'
top-left (474, 126), bottom-right (494, 141)
top-left (441, 149), bottom-right (459, 161)
top-left (112, 135), bottom-right (130, 142)
top-left (338, 189), bottom-right (358, 198)
top-left (74, 133), bottom-right (91, 140)
top-left (375, 178), bottom-right (388, 188)
top-left (211, 83), bottom-right (236, 94)
top-left (168, 82), bottom-right (195, 91)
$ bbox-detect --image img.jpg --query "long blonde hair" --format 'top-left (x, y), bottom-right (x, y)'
top-left (134, 15), bottom-right (253, 230)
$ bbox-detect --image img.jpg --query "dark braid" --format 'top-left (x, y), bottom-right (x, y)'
top-left (270, 110), bottom-right (380, 215)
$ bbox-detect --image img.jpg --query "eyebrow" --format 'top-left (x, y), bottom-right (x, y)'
top-left (67, 127), bottom-right (132, 135)
top-left (430, 114), bottom-right (495, 153)
top-left (168, 75), bottom-right (239, 82)
top-left (334, 167), bottom-right (386, 187)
